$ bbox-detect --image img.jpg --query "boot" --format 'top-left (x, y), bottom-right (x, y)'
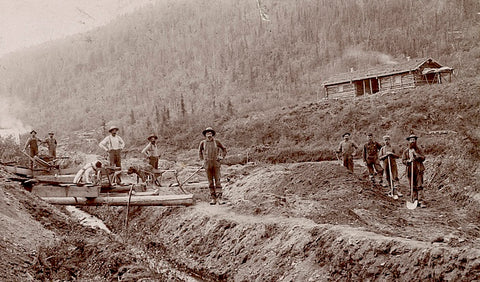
top-left (417, 189), bottom-right (426, 208)
top-left (216, 193), bottom-right (226, 205)
top-left (209, 192), bottom-right (217, 205)
top-left (380, 177), bottom-right (387, 187)
top-left (209, 197), bottom-right (217, 205)
top-left (369, 174), bottom-right (375, 184)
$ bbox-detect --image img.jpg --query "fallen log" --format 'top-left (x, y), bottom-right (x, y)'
top-left (41, 194), bottom-right (195, 206)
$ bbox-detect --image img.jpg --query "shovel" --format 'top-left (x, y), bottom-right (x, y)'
top-left (406, 162), bottom-right (417, 209)
top-left (387, 156), bottom-right (398, 200)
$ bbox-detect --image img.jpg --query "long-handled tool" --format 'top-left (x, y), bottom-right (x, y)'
top-left (387, 156), bottom-right (398, 200)
top-left (406, 161), bottom-right (417, 209)
top-left (170, 166), bottom-right (204, 194)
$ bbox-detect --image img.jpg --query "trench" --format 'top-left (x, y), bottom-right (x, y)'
top-left (65, 205), bottom-right (202, 281)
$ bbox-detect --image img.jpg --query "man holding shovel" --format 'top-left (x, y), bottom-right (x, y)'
top-left (199, 127), bottom-right (227, 205)
top-left (379, 135), bottom-right (402, 198)
top-left (402, 133), bottom-right (426, 208)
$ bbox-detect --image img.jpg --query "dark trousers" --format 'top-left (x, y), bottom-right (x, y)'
top-left (109, 149), bottom-right (122, 168)
top-left (366, 157), bottom-right (383, 176)
top-left (342, 155), bottom-right (354, 172)
top-left (148, 156), bottom-right (159, 169)
top-left (205, 160), bottom-right (222, 197)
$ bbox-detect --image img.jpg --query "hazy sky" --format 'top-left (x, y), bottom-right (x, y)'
top-left (0, 0), bottom-right (155, 57)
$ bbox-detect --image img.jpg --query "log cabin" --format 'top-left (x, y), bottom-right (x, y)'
top-left (323, 57), bottom-right (453, 99)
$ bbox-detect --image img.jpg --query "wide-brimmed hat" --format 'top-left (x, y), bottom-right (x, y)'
top-left (383, 135), bottom-right (391, 140)
top-left (367, 133), bottom-right (373, 137)
top-left (406, 134), bottom-right (418, 141)
top-left (147, 134), bottom-right (158, 141)
top-left (108, 126), bottom-right (119, 133)
top-left (202, 127), bottom-right (216, 136)
top-left (342, 132), bottom-right (351, 138)
top-left (48, 131), bottom-right (54, 135)
top-left (30, 130), bottom-right (37, 134)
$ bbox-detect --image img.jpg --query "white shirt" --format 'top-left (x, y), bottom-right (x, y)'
top-left (99, 135), bottom-right (125, 151)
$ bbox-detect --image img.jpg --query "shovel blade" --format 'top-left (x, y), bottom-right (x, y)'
top-left (393, 195), bottom-right (399, 200)
top-left (406, 200), bottom-right (418, 210)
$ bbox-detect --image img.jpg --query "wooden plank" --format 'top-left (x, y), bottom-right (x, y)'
top-left (36, 174), bottom-right (76, 184)
top-left (100, 191), bottom-right (159, 197)
top-left (41, 194), bottom-right (195, 206)
top-left (32, 185), bottom-right (100, 197)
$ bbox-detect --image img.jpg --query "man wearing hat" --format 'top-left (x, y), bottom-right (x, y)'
top-left (44, 131), bottom-right (57, 158)
top-left (199, 127), bottom-right (227, 205)
top-left (363, 133), bottom-right (384, 185)
top-left (142, 134), bottom-right (160, 169)
top-left (24, 130), bottom-right (42, 166)
top-left (379, 135), bottom-right (402, 197)
top-left (402, 133), bottom-right (426, 208)
top-left (336, 132), bottom-right (358, 172)
top-left (99, 126), bottom-right (125, 168)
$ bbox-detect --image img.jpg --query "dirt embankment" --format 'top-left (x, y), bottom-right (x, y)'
top-left (90, 161), bottom-right (480, 281)
top-left (0, 171), bottom-right (183, 281)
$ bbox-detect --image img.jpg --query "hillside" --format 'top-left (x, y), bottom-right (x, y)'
top-left (1, 0), bottom-right (479, 146)
top-left (0, 79), bottom-right (479, 280)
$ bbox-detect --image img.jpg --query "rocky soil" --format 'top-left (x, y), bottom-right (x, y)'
top-left (87, 160), bottom-right (480, 281)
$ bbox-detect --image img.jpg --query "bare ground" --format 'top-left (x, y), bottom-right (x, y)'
top-left (87, 160), bottom-right (480, 281)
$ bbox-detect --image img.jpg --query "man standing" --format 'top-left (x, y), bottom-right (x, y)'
top-left (363, 133), bottom-right (384, 185)
top-left (199, 127), bottom-right (227, 205)
top-left (402, 133), bottom-right (426, 208)
top-left (44, 132), bottom-right (57, 158)
top-left (99, 126), bottom-right (125, 168)
top-left (142, 134), bottom-right (160, 169)
top-left (379, 135), bottom-right (403, 197)
top-left (24, 130), bottom-right (41, 166)
top-left (336, 132), bottom-right (358, 173)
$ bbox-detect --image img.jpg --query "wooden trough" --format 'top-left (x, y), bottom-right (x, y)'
top-left (41, 194), bottom-right (195, 206)
top-left (31, 183), bottom-right (195, 206)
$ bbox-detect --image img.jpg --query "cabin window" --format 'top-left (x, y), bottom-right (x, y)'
top-left (395, 76), bottom-right (402, 85)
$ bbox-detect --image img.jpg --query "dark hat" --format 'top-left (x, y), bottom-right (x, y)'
top-left (342, 132), bottom-right (351, 138)
top-left (108, 126), bottom-right (119, 133)
top-left (367, 133), bottom-right (373, 136)
top-left (48, 131), bottom-right (54, 135)
top-left (147, 134), bottom-right (158, 141)
top-left (202, 127), bottom-right (216, 136)
top-left (406, 134), bottom-right (418, 141)
top-left (30, 130), bottom-right (37, 134)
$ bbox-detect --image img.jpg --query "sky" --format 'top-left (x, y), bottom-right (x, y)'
top-left (0, 0), bottom-right (155, 58)
top-left (0, 0), bottom-right (156, 137)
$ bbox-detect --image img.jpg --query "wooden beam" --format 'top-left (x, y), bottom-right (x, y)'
top-left (369, 79), bottom-right (373, 94)
top-left (41, 194), bottom-right (195, 206)
top-left (32, 185), bottom-right (99, 197)
top-left (362, 80), bottom-right (366, 95)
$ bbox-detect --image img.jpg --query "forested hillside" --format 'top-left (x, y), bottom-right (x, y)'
top-left (1, 0), bottom-right (479, 148)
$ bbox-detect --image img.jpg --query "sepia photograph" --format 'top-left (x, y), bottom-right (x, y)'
top-left (0, 0), bottom-right (479, 280)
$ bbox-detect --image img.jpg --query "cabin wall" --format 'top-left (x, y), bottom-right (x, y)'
top-left (325, 82), bottom-right (355, 99)
top-left (378, 73), bottom-right (415, 92)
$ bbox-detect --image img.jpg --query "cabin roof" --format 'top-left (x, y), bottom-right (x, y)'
top-left (323, 57), bottom-right (444, 86)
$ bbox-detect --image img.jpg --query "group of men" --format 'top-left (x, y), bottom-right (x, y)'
top-left (24, 126), bottom-right (426, 207)
top-left (24, 130), bottom-right (57, 161)
top-left (336, 132), bottom-right (426, 208)
top-left (73, 126), bottom-right (228, 205)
